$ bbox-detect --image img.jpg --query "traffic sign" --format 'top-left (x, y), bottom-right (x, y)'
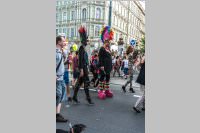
top-left (130, 39), bottom-right (136, 46)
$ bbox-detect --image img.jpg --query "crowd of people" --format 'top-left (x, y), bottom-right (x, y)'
top-left (56, 25), bottom-right (145, 123)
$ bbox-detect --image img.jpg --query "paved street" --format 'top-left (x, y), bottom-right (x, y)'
top-left (56, 73), bottom-right (145, 133)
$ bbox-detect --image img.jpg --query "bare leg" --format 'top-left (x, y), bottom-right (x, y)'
top-left (56, 103), bottom-right (61, 114)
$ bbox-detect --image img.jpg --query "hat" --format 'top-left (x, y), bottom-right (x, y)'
top-left (100, 26), bottom-right (114, 43)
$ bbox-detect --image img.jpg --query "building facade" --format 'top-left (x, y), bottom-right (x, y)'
top-left (56, 0), bottom-right (145, 53)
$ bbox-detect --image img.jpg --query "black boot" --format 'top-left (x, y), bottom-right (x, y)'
top-left (72, 85), bottom-right (80, 104)
top-left (84, 87), bottom-right (94, 105)
top-left (67, 97), bottom-right (72, 102)
top-left (72, 97), bottom-right (80, 104)
top-left (142, 107), bottom-right (145, 111)
top-left (56, 114), bottom-right (68, 123)
top-left (122, 85), bottom-right (126, 93)
top-left (133, 107), bottom-right (141, 113)
top-left (86, 98), bottom-right (94, 105)
top-left (129, 88), bottom-right (135, 93)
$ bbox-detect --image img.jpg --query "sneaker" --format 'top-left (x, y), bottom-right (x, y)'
top-left (72, 97), bottom-right (80, 104)
top-left (133, 107), bottom-right (141, 113)
top-left (129, 88), bottom-right (135, 93)
top-left (122, 86), bottom-right (126, 93)
top-left (56, 114), bottom-right (68, 123)
top-left (87, 98), bottom-right (94, 106)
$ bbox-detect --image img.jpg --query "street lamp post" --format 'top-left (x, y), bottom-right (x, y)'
top-left (108, 0), bottom-right (112, 27)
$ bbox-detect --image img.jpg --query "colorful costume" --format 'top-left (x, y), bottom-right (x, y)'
top-left (72, 26), bottom-right (94, 105)
top-left (98, 26), bottom-right (114, 99)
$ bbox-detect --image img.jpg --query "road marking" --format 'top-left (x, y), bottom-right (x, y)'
top-left (133, 95), bottom-right (141, 98)
top-left (80, 87), bottom-right (97, 92)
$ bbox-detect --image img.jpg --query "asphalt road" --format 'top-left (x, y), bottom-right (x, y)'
top-left (56, 83), bottom-right (145, 133)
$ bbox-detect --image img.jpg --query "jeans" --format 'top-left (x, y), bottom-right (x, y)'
top-left (56, 80), bottom-right (66, 106)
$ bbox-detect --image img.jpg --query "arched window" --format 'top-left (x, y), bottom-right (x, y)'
top-left (96, 8), bottom-right (101, 19)
top-left (82, 8), bottom-right (87, 21)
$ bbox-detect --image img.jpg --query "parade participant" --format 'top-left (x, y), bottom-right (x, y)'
top-left (123, 56), bottom-right (129, 79)
top-left (121, 46), bottom-right (138, 93)
top-left (72, 51), bottom-right (79, 88)
top-left (56, 36), bottom-right (68, 122)
top-left (98, 26), bottom-right (114, 99)
top-left (62, 39), bottom-right (72, 103)
top-left (67, 52), bottom-right (73, 73)
top-left (90, 53), bottom-right (99, 87)
top-left (112, 55), bottom-right (116, 70)
top-left (133, 56), bottom-right (145, 113)
top-left (113, 56), bottom-right (121, 77)
top-left (72, 26), bottom-right (94, 105)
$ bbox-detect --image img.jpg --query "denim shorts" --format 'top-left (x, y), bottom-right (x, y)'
top-left (64, 70), bottom-right (69, 85)
top-left (73, 71), bottom-right (79, 79)
top-left (124, 68), bottom-right (129, 75)
top-left (56, 80), bottom-right (66, 106)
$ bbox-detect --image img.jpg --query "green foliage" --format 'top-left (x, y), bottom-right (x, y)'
top-left (136, 37), bottom-right (145, 55)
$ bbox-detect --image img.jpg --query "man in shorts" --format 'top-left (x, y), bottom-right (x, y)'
top-left (56, 36), bottom-right (68, 122)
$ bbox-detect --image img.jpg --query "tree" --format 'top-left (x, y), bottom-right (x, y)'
top-left (135, 37), bottom-right (145, 55)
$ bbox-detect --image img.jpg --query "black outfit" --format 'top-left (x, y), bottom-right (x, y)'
top-left (73, 45), bottom-right (93, 104)
top-left (98, 47), bottom-right (112, 83)
top-left (136, 62), bottom-right (145, 85)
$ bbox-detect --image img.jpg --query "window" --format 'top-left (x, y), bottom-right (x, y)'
top-left (67, 28), bottom-right (70, 37)
top-left (64, 1), bottom-right (67, 5)
top-left (59, 13), bottom-right (62, 21)
top-left (96, 8), bottom-right (101, 19)
top-left (56, 29), bottom-right (58, 36)
top-left (82, 8), bottom-right (87, 21)
top-left (71, 28), bottom-right (74, 37)
top-left (56, 13), bottom-right (59, 22)
top-left (59, 28), bottom-right (62, 33)
top-left (71, 11), bottom-right (75, 20)
top-left (63, 28), bottom-right (66, 34)
top-left (95, 26), bottom-right (100, 37)
top-left (63, 12), bottom-right (66, 21)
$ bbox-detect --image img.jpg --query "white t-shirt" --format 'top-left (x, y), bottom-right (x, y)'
top-left (112, 58), bottom-right (116, 64)
top-left (123, 59), bottom-right (129, 68)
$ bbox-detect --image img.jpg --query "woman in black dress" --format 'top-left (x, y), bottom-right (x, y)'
top-left (98, 39), bottom-right (113, 99)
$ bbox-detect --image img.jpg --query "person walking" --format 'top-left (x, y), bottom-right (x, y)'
top-left (72, 26), bottom-right (94, 105)
top-left (90, 53), bottom-right (99, 87)
top-left (123, 56), bottom-right (129, 79)
top-left (98, 26), bottom-right (114, 99)
top-left (122, 46), bottom-right (138, 93)
top-left (113, 56), bottom-right (121, 77)
top-left (72, 51), bottom-right (79, 88)
top-left (133, 56), bottom-right (145, 113)
top-left (56, 36), bottom-right (68, 122)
